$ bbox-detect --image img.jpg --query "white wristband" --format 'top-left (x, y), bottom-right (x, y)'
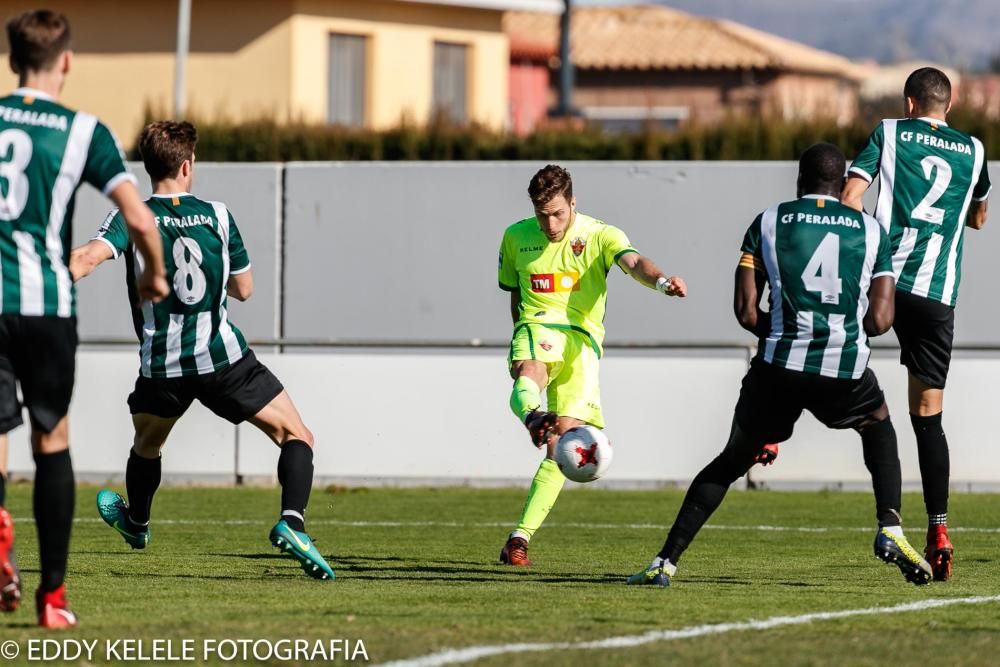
top-left (655, 276), bottom-right (670, 293)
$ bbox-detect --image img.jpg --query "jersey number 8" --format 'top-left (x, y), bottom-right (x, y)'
top-left (0, 129), bottom-right (33, 221)
top-left (172, 237), bottom-right (207, 305)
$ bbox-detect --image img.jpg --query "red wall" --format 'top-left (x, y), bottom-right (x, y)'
top-left (509, 59), bottom-right (550, 135)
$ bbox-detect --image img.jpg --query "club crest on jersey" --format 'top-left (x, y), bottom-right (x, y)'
top-left (570, 237), bottom-right (586, 256)
top-left (539, 340), bottom-right (553, 351)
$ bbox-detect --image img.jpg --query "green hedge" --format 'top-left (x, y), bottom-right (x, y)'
top-left (131, 110), bottom-right (1000, 162)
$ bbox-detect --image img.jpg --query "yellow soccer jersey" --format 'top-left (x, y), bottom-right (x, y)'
top-left (498, 213), bottom-right (637, 354)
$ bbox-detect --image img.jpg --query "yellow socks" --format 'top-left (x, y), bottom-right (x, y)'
top-left (512, 458), bottom-right (565, 540)
top-left (510, 376), bottom-right (542, 423)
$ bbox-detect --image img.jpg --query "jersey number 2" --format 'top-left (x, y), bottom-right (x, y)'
top-left (801, 232), bottom-right (842, 305)
top-left (173, 237), bottom-right (207, 305)
top-left (911, 156), bottom-right (952, 225)
top-left (0, 129), bottom-right (33, 221)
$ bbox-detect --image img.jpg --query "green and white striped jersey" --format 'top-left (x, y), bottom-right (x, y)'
top-left (95, 193), bottom-right (251, 379)
top-left (0, 87), bottom-right (134, 317)
top-left (742, 195), bottom-right (893, 380)
top-left (849, 117), bottom-right (991, 306)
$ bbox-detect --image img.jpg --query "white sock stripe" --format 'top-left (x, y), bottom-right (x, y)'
top-left (282, 510), bottom-right (305, 521)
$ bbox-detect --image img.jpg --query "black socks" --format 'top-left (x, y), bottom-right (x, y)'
top-left (277, 440), bottom-right (313, 533)
top-left (126, 449), bottom-right (161, 529)
top-left (911, 412), bottom-right (949, 520)
top-left (658, 423), bottom-right (757, 564)
top-left (860, 418), bottom-right (902, 527)
top-left (33, 449), bottom-right (74, 592)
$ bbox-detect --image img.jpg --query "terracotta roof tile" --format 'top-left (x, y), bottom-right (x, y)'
top-left (504, 5), bottom-right (867, 80)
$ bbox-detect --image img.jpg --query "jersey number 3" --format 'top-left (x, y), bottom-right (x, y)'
top-left (0, 129), bottom-right (33, 221)
top-left (801, 232), bottom-right (842, 305)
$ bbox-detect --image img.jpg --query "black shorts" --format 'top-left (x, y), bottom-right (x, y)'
top-left (893, 290), bottom-right (955, 389)
top-left (127, 350), bottom-right (284, 424)
top-left (734, 358), bottom-right (886, 443)
top-left (0, 315), bottom-right (77, 434)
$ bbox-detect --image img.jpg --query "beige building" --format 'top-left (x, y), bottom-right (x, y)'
top-left (1, 0), bottom-right (555, 146)
top-left (507, 5), bottom-right (869, 133)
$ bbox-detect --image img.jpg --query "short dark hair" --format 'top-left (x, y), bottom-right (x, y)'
top-left (904, 67), bottom-right (951, 112)
top-left (528, 165), bottom-right (573, 207)
top-left (798, 143), bottom-right (846, 194)
top-left (6, 10), bottom-right (71, 74)
top-left (139, 121), bottom-right (198, 182)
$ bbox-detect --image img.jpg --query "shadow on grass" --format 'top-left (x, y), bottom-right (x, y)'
top-left (676, 575), bottom-right (754, 586)
top-left (104, 570), bottom-right (285, 582)
top-left (70, 551), bottom-right (148, 557)
top-left (773, 581), bottom-right (826, 588)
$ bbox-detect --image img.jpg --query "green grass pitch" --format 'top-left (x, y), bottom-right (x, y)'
top-left (1, 484), bottom-right (998, 665)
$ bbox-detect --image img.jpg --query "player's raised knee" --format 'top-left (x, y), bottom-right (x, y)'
top-left (291, 426), bottom-right (315, 448)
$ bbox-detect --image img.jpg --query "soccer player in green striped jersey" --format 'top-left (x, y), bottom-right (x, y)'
top-left (842, 67), bottom-right (991, 581)
top-left (70, 121), bottom-right (334, 582)
top-left (628, 144), bottom-right (931, 588)
top-left (497, 165), bottom-right (687, 566)
top-left (0, 10), bottom-right (167, 628)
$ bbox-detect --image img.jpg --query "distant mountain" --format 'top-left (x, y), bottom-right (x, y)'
top-left (591, 0), bottom-right (1000, 70)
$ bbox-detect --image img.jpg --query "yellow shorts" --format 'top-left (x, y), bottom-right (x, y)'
top-left (509, 323), bottom-right (604, 428)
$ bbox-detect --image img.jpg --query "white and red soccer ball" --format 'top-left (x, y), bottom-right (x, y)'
top-left (554, 425), bottom-right (613, 483)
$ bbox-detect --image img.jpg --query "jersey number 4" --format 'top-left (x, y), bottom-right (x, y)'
top-left (0, 129), bottom-right (33, 221)
top-left (801, 232), bottom-right (842, 305)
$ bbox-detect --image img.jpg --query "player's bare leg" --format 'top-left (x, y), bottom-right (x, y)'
top-left (97, 414), bottom-right (179, 551)
top-left (0, 433), bottom-right (20, 613)
top-left (250, 391), bottom-right (332, 580)
top-left (908, 374), bottom-right (952, 580)
top-left (248, 390), bottom-right (314, 448)
top-left (30, 417), bottom-right (78, 628)
top-left (548, 416), bottom-right (586, 458)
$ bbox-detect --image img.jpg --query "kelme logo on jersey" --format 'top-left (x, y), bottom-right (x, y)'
top-left (571, 237), bottom-right (586, 256)
top-left (530, 272), bottom-right (580, 293)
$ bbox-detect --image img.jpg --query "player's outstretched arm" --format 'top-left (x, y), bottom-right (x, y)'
top-left (733, 261), bottom-right (769, 337)
top-left (108, 181), bottom-right (169, 303)
top-left (863, 276), bottom-right (895, 336)
top-left (69, 240), bottom-right (115, 282)
top-left (227, 271), bottom-right (254, 302)
top-left (967, 199), bottom-right (989, 230)
top-left (617, 252), bottom-right (687, 297)
top-left (841, 175), bottom-right (869, 212)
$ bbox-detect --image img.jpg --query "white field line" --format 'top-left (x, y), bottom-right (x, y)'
top-left (9, 517), bottom-right (1000, 533)
top-left (378, 595), bottom-right (1000, 667)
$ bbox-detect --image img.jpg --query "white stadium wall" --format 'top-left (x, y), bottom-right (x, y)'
top-left (8, 162), bottom-right (1000, 488)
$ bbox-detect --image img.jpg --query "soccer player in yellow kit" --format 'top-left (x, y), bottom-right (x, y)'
top-left (497, 165), bottom-right (687, 565)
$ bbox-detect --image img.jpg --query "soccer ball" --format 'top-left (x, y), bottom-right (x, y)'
top-left (554, 425), bottom-right (613, 483)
